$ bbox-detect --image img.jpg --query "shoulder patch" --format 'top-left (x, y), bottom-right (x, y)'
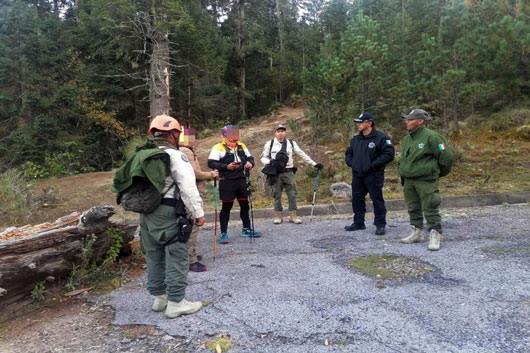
top-left (181, 154), bottom-right (189, 163)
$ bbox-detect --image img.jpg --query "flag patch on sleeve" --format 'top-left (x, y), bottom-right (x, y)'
top-left (438, 143), bottom-right (446, 151)
top-left (385, 140), bottom-right (392, 145)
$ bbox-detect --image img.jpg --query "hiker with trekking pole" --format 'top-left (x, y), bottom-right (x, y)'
top-left (207, 125), bottom-right (262, 244)
top-left (260, 124), bottom-right (324, 224)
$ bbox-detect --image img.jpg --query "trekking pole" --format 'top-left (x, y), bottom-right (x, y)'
top-left (310, 170), bottom-right (320, 222)
top-left (245, 168), bottom-right (255, 243)
top-left (213, 177), bottom-right (219, 261)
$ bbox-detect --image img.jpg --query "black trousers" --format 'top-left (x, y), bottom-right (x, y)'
top-left (351, 171), bottom-right (386, 226)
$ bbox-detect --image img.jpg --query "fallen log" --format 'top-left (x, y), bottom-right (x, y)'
top-left (0, 205), bottom-right (137, 308)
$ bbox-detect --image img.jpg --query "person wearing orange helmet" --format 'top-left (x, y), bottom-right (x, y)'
top-left (178, 126), bottom-right (219, 272)
top-left (142, 114), bottom-right (205, 319)
top-left (207, 124), bottom-right (262, 244)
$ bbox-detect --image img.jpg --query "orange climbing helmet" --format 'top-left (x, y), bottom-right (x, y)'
top-left (148, 114), bottom-right (182, 135)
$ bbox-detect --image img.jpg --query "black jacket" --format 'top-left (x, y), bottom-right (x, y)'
top-left (345, 128), bottom-right (395, 177)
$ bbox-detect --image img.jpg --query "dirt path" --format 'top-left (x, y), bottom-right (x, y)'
top-left (0, 297), bottom-right (189, 353)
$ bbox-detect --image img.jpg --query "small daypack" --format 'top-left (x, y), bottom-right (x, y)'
top-left (270, 138), bottom-right (294, 172)
top-left (112, 140), bottom-right (172, 214)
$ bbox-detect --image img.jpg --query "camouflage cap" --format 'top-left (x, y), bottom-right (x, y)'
top-left (401, 109), bottom-right (431, 121)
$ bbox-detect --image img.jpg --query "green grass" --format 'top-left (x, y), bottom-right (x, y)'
top-left (207, 337), bottom-right (233, 352)
top-left (350, 255), bottom-right (398, 279)
top-left (349, 254), bottom-right (434, 279)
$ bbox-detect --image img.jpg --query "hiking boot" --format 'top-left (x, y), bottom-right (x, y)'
top-left (152, 294), bottom-right (168, 312)
top-left (218, 232), bottom-right (229, 244)
top-left (273, 211), bottom-right (283, 224)
top-left (242, 228), bottom-right (262, 237)
top-left (165, 299), bottom-right (202, 319)
top-left (428, 229), bottom-right (441, 251)
top-left (189, 262), bottom-right (207, 272)
top-left (400, 226), bottom-right (426, 244)
top-left (344, 223), bottom-right (366, 231)
top-left (289, 211), bottom-right (302, 224)
top-left (375, 225), bottom-right (386, 236)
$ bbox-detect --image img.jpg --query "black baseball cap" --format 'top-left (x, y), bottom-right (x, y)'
top-left (354, 112), bottom-right (375, 123)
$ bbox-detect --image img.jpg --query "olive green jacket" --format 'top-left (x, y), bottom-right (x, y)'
top-left (112, 142), bottom-right (169, 195)
top-left (398, 126), bottom-right (453, 180)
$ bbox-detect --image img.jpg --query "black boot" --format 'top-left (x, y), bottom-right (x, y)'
top-left (344, 223), bottom-right (366, 231)
top-left (375, 225), bottom-right (386, 235)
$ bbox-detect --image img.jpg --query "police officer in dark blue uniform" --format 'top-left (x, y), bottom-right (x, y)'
top-left (344, 113), bottom-right (395, 235)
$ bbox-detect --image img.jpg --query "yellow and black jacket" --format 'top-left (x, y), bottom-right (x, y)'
top-left (207, 141), bottom-right (255, 179)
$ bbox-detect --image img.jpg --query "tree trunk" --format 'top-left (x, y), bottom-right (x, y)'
top-left (149, 33), bottom-right (171, 118)
top-left (275, 0), bottom-right (285, 102)
top-left (0, 206), bottom-right (136, 308)
top-left (188, 56), bottom-right (192, 118)
top-left (53, 0), bottom-right (59, 15)
top-left (452, 84), bottom-right (460, 132)
top-left (238, 0), bottom-right (246, 120)
top-left (443, 98), bottom-right (449, 132)
top-left (401, 0), bottom-right (407, 29)
top-left (361, 74), bottom-right (366, 112)
top-left (452, 52), bottom-right (460, 132)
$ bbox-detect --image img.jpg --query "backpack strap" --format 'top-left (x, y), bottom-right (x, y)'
top-left (269, 139), bottom-right (293, 159)
top-left (158, 146), bottom-right (178, 198)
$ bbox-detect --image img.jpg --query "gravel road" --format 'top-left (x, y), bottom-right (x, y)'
top-left (108, 203), bottom-right (530, 353)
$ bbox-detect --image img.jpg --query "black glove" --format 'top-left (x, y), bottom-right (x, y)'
top-left (314, 163), bottom-right (324, 170)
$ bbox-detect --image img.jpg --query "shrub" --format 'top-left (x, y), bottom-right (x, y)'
top-left (0, 169), bottom-right (34, 225)
top-left (121, 135), bottom-right (148, 160)
top-left (489, 108), bottom-right (530, 130)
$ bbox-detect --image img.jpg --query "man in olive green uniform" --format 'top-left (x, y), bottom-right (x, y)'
top-left (143, 114), bottom-right (205, 318)
top-left (398, 109), bottom-right (453, 251)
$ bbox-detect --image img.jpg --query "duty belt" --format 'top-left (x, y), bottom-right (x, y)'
top-left (280, 168), bottom-right (295, 173)
top-left (161, 198), bottom-right (178, 207)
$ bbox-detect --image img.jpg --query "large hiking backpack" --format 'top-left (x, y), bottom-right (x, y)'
top-left (112, 139), bottom-right (172, 214)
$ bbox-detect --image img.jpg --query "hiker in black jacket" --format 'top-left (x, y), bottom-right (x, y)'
top-left (344, 113), bottom-right (395, 235)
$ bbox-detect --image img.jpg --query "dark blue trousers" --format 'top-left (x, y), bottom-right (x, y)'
top-left (351, 171), bottom-right (386, 226)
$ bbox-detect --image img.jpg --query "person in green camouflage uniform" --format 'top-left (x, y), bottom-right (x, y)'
top-left (398, 109), bottom-right (454, 251)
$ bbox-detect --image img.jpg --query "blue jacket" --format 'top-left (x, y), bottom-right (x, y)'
top-left (345, 128), bottom-right (395, 177)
